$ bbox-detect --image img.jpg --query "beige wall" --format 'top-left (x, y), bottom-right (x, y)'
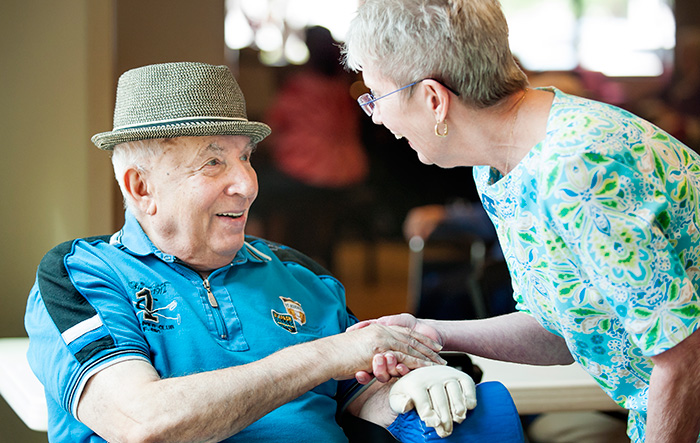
top-left (0, 0), bottom-right (115, 339)
top-left (0, 0), bottom-right (224, 439)
top-left (1, 1), bottom-right (114, 439)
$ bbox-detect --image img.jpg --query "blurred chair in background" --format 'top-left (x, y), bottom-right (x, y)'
top-left (404, 201), bottom-right (515, 321)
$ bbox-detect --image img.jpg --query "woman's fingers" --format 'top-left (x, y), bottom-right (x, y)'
top-left (383, 325), bottom-right (445, 365)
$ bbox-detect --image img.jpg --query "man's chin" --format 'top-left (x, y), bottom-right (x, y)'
top-left (210, 236), bottom-right (246, 263)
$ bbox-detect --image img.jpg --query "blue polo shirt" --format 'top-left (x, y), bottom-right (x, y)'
top-left (25, 211), bottom-right (358, 442)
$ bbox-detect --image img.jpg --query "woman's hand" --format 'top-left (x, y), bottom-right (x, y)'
top-left (348, 314), bottom-right (445, 383)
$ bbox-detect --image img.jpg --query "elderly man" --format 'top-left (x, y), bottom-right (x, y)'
top-left (24, 62), bottom-right (498, 442)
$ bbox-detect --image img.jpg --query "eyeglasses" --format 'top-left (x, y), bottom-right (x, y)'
top-left (357, 78), bottom-right (459, 116)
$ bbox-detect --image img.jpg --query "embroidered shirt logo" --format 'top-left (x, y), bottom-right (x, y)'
top-left (134, 285), bottom-right (181, 333)
top-left (271, 296), bottom-right (306, 334)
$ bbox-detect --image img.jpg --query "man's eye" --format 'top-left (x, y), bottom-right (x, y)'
top-left (240, 153), bottom-right (252, 162)
top-left (206, 159), bottom-right (221, 167)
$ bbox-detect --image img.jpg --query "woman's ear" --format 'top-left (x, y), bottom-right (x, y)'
top-left (423, 80), bottom-right (451, 123)
top-left (122, 167), bottom-right (156, 215)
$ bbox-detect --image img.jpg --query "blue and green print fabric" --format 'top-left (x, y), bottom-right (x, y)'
top-left (474, 87), bottom-right (700, 442)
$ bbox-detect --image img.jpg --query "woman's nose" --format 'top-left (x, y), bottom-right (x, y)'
top-left (371, 107), bottom-right (383, 125)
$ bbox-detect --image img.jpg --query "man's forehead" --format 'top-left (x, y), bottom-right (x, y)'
top-left (200, 135), bottom-right (254, 150)
top-left (153, 136), bottom-right (252, 168)
top-left (168, 135), bottom-right (253, 155)
top-left (202, 142), bottom-right (225, 154)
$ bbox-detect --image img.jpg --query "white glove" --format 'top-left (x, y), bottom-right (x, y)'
top-left (389, 365), bottom-right (477, 438)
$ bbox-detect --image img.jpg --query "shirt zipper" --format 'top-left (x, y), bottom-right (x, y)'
top-left (203, 278), bottom-right (219, 308)
top-left (203, 278), bottom-right (227, 339)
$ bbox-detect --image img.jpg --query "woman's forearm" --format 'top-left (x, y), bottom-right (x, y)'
top-left (430, 312), bottom-right (574, 365)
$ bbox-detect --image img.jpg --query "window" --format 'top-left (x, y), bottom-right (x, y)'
top-left (503, 0), bottom-right (675, 76)
top-left (225, 0), bottom-right (676, 76)
top-left (225, 0), bottom-right (358, 65)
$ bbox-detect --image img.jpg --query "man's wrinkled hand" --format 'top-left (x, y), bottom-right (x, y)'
top-left (389, 366), bottom-right (477, 438)
top-left (329, 323), bottom-right (445, 381)
top-left (350, 314), bottom-right (445, 384)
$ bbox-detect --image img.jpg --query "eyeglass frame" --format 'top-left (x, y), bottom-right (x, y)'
top-left (357, 78), bottom-right (460, 116)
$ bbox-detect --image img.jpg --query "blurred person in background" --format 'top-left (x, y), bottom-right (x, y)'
top-left (255, 26), bottom-right (369, 270)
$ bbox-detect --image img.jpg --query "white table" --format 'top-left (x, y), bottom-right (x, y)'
top-left (0, 337), bottom-right (48, 432)
top-left (469, 354), bottom-right (624, 415)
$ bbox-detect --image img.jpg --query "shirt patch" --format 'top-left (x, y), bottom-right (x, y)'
top-left (132, 283), bottom-right (181, 333)
top-left (271, 296), bottom-right (307, 334)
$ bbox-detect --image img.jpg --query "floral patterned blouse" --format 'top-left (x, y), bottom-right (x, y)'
top-left (474, 88), bottom-right (700, 442)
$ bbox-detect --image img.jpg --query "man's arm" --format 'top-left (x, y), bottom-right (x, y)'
top-left (346, 365), bottom-right (477, 438)
top-left (77, 323), bottom-right (443, 443)
top-left (646, 328), bottom-right (700, 442)
top-left (345, 378), bottom-right (398, 428)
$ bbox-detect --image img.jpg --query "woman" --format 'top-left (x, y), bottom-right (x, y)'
top-left (342, 1), bottom-right (700, 442)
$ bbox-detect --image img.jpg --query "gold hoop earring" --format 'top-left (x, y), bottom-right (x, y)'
top-left (435, 120), bottom-right (448, 137)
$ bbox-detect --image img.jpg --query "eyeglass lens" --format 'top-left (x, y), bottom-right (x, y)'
top-left (357, 93), bottom-right (375, 116)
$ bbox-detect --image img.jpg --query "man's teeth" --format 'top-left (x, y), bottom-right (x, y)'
top-left (218, 212), bottom-right (244, 218)
top-left (394, 133), bottom-right (404, 140)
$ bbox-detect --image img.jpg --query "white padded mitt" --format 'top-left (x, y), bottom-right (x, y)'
top-left (389, 365), bottom-right (477, 437)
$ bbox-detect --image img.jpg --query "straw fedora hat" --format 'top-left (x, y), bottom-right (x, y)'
top-left (92, 62), bottom-right (271, 150)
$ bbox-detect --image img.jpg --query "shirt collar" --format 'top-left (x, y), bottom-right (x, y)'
top-left (109, 210), bottom-right (159, 257)
top-left (110, 210), bottom-right (271, 266)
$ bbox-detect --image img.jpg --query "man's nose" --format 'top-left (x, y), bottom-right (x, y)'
top-left (224, 162), bottom-right (257, 198)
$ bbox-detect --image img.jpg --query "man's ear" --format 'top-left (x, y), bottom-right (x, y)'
top-left (122, 167), bottom-right (156, 215)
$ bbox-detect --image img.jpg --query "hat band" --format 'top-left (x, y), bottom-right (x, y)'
top-left (113, 116), bottom-right (249, 131)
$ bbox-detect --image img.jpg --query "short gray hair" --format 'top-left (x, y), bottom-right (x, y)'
top-left (342, 0), bottom-right (528, 108)
top-left (111, 139), bottom-right (167, 210)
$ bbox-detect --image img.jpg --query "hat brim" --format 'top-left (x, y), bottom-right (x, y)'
top-left (91, 120), bottom-right (272, 150)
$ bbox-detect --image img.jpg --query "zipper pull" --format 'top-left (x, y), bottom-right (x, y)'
top-left (203, 279), bottom-right (219, 308)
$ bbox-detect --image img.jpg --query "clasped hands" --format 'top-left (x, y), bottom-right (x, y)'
top-left (349, 318), bottom-right (477, 438)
